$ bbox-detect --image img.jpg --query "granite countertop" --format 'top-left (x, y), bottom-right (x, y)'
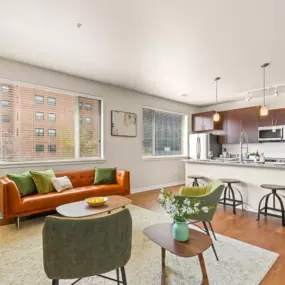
top-left (182, 159), bottom-right (285, 170)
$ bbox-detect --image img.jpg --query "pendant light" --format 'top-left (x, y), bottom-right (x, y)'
top-left (260, 63), bottom-right (270, 116)
top-left (213, 77), bottom-right (221, 122)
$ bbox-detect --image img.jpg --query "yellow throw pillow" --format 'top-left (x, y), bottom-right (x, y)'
top-left (179, 186), bottom-right (209, 197)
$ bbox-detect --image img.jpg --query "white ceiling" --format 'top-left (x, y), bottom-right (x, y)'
top-left (0, 0), bottom-right (285, 106)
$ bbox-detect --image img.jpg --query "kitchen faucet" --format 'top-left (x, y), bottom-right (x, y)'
top-left (240, 131), bottom-right (249, 162)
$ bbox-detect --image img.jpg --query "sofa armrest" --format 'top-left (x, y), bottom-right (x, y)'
top-left (0, 177), bottom-right (22, 219)
top-left (116, 170), bottom-right (130, 195)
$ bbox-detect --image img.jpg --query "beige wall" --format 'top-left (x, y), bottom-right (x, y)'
top-left (0, 58), bottom-right (199, 191)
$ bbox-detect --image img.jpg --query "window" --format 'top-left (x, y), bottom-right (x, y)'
top-left (85, 103), bottom-right (92, 111)
top-left (1, 85), bottom-right (10, 93)
top-left (36, 144), bottom-right (44, 152)
top-left (48, 145), bottom-right (56, 152)
top-left (1, 100), bottom-right (10, 107)
top-left (85, 118), bottom-right (92, 124)
top-left (1, 115), bottom-right (10, 122)
top-left (35, 95), bottom-right (44, 104)
top-left (0, 82), bottom-right (102, 163)
top-left (48, 97), bottom-right (56, 106)
top-left (48, 129), bottom-right (56, 136)
top-left (35, 112), bottom-right (44, 120)
top-left (35, 128), bottom-right (44, 136)
top-left (48, 113), bottom-right (56, 121)
top-left (79, 102), bottom-right (82, 110)
top-left (143, 108), bottom-right (186, 157)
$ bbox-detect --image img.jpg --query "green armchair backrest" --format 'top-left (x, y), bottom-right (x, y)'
top-left (42, 208), bottom-right (132, 280)
top-left (176, 180), bottom-right (224, 222)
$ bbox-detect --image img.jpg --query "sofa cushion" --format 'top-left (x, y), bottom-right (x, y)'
top-left (20, 185), bottom-right (125, 213)
top-left (7, 171), bottom-right (37, 197)
top-left (52, 176), bottom-right (73, 192)
top-left (31, 169), bottom-right (56, 194)
top-left (93, 168), bottom-right (116, 185)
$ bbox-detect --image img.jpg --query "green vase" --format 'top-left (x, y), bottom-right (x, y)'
top-left (172, 219), bottom-right (189, 242)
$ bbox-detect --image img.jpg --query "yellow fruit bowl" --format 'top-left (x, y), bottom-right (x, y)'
top-left (85, 197), bottom-right (108, 207)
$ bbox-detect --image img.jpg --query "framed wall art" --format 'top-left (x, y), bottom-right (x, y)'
top-left (111, 110), bottom-right (137, 137)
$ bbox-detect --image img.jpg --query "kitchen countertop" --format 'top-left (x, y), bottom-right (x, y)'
top-left (182, 159), bottom-right (285, 170)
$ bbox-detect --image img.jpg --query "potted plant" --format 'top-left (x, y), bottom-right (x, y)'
top-left (158, 189), bottom-right (211, 242)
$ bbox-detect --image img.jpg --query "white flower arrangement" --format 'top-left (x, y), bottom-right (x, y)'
top-left (158, 189), bottom-right (212, 222)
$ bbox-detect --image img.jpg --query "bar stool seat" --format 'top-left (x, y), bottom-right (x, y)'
top-left (257, 184), bottom-right (285, 227)
top-left (219, 178), bottom-right (243, 215)
top-left (187, 175), bottom-right (204, 187)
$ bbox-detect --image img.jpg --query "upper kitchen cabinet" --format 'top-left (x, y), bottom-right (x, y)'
top-left (259, 108), bottom-right (285, 126)
top-left (222, 106), bottom-right (260, 144)
top-left (192, 111), bottom-right (223, 132)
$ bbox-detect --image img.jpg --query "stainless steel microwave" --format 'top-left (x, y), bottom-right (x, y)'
top-left (258, 126), bottom-right (285, 142)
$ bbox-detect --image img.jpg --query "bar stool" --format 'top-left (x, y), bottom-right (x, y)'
top-left (187, 175), bottom-right (204, 187)
top-left (257, 184), bottom-right (285, 227)
top-left (219, 179), bottom-right (243, 215)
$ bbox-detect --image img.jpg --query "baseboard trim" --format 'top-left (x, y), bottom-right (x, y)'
top-left (131, 180), bottom-right (184, 194)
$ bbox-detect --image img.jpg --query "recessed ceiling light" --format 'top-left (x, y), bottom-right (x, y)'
top-left (76, 23), bottom-right (82, 28)
top-left (181, 93), bottom-right (188, 97)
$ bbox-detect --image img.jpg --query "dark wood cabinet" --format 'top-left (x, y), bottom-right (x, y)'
top-left (220, 107), bottom-right (260, 144)
top-left (258, 108), bottom-right (285, 127)
top-left (192, 111), bottom-right (223, 132)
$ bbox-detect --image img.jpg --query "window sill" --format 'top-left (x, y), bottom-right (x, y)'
top-left (142, 155), bottom-right (188, 161)
top-left (0, 158), bottom-right (105, 169)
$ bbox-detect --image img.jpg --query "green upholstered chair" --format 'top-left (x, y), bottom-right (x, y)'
top-left (176, 179), bottom-right (224, 261)
top-left (42, 208), bottom-right (132, 285)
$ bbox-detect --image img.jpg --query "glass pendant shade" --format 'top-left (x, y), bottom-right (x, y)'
top-left (260, 106), bottom-right (269, 116)
top-left (213, 112), bottom-right (220, 122)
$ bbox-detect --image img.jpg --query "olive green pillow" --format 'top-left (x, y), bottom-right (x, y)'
top-left (30, 169), bottom-right (56, 194)
top-left (7, 171), bottom-right (37, 197)
top-left (179, 185), bottom-right (210, 197)
top-left (93, 168), bottom-right (117, 185)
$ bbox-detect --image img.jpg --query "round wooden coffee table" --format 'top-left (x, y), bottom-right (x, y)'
top-left (143, 223), bottom-right (212, 285)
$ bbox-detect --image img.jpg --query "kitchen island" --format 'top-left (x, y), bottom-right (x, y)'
top-left (183, 159), bottom-right (285, 212)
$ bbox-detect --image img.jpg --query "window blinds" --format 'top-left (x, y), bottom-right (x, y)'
top-left (143, 108), bottom-right (185, 156)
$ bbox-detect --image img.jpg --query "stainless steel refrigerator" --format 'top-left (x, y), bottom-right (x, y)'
top-left (189, 133), bottom-right (222, 160)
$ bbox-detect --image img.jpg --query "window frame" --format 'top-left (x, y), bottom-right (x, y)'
top-left (35, 112), bottom-right (44, 120)
top-left (47, 97), bottom-right (56, 106)
top-left (0, 78), bottom-right (104, 168)
top-left (35, 128), bottom-right (44, 136)
top-left (48, 113), bottom-right (56, 121)
top-left (1, 114), bottom-right (10, 122)
top-left (142, 106), bottom-right (188, 159)
top-left (48, 129), bottom-right (57, 137)
top-left (1, 100), bottom-right (10, 107)
top-left (35, 144), bottom-right (45, 152)
top-left (35, 95), bottom-right (44, 104)
top-left (48, 144), bottom-right (57, 152)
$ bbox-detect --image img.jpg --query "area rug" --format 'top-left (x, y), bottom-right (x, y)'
top-left (0, 205), bottom-right (278, 285)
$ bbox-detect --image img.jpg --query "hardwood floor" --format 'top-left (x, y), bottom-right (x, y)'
top-left (1, 184), bottom-right (284, 284)
top-left (129, 185), bottom-right (285, 285)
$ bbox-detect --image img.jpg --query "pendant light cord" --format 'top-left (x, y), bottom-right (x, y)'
top-left (263, 65), bottom-right (265, 107)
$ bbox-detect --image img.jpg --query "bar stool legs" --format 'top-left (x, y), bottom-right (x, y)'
top-left (219, 179), bottom-right (243, 215)
top-left (257, 187), bottom-right (285, 227)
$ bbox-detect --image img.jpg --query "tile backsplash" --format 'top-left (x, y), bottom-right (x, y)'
top-left (223, 143), bottom-right (285, 158)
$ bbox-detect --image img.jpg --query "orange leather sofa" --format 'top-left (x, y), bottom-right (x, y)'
top-left (0, 169), bottom-right (130, 221)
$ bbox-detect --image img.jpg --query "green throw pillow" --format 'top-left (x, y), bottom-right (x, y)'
top-left (30, 169), bottom-right (56, 194)
top-left (93, 168), bottom-right (117, 185)
top-left (7, 171), bottom-right (37, 197)
top-left (179, 185), bottom-right (210, 197)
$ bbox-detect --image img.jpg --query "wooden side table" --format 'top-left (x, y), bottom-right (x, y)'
top-left (143, 223), bottom-right (212, 285)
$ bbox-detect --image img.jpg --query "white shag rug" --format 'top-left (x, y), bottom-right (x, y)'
top-left (0, 205), bottom-right (278, 285)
